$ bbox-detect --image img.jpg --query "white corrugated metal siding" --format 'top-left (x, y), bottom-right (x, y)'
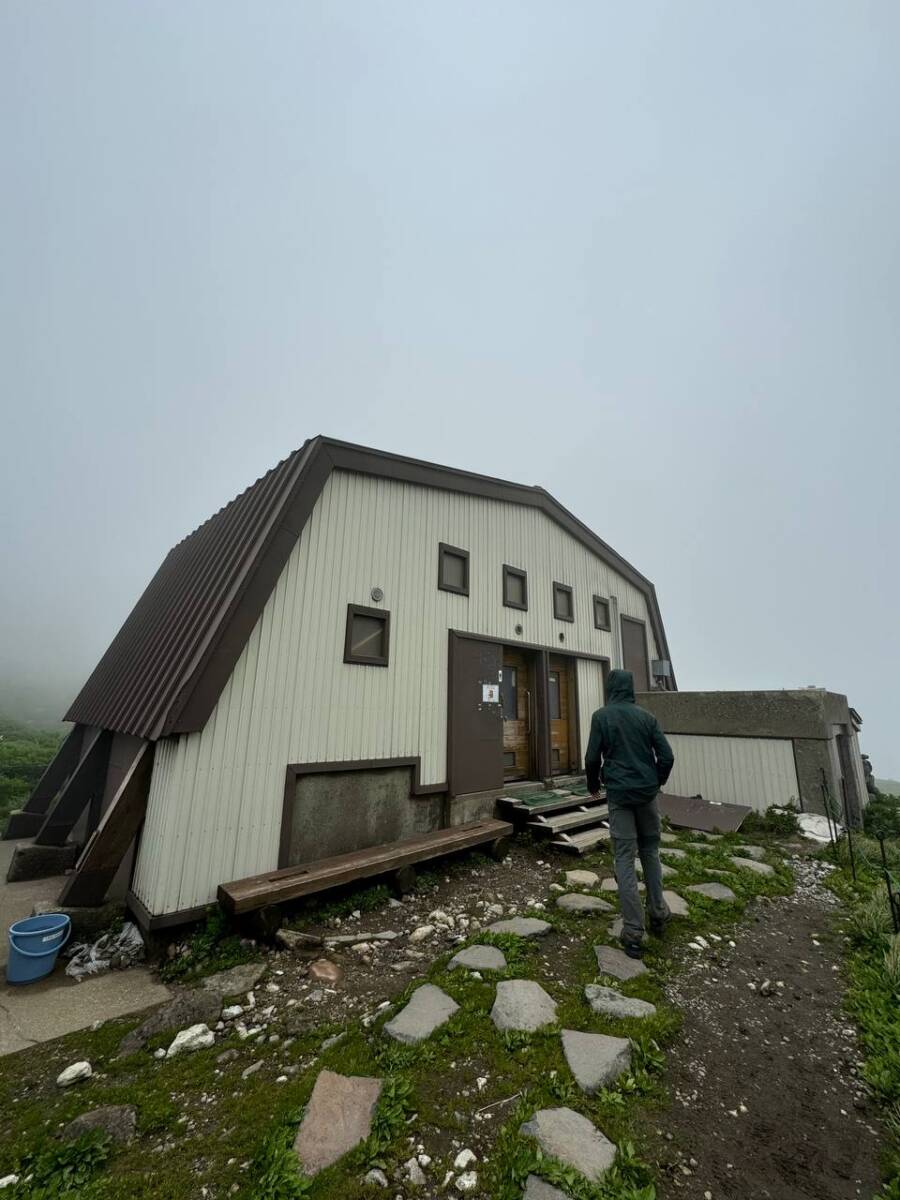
top-left (133, 470), bottom-right (660, 915)
top-left (666, 734), bottom-right (800, 812)
top-left (576, 659), bottom-right (607, 767)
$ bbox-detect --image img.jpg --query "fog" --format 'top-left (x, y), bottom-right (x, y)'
top-left (1, 2), bottom-right (898, 773)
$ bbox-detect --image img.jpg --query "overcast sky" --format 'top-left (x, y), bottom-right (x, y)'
top-left (1, 3), bottom-right (898, 775)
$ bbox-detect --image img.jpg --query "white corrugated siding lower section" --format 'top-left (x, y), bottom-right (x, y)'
top-left (666, 734), bottom-right (800, 812)
top-left (576, 659), bottom-right (606, 768)
top-left (133, 470), bottom-right (660, 917)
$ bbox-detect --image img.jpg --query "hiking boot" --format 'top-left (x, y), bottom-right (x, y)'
top-left (621, 940), bottom-right (644, 960)
top-left (649, 913), bottom-right (670, 937)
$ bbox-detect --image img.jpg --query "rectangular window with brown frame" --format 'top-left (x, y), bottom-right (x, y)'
top-left (502, 564), bottom-right (528, 611)
top-left (553, 581), bottom-right (574, 622)
top-left (343, 604), bottom-right (390, 666)
top-left (438, 543), bottom-right (469, 596)
top-left (593, 594), bottom-right (611, 631)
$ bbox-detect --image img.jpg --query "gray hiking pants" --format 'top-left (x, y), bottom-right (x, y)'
top-left (608, 794), bottom-right (670, 942)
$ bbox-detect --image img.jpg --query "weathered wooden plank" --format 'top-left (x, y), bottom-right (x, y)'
top-left (59, 741), bottom-right (154, 907)
top-left (219, 818), bottom-right (514, 914)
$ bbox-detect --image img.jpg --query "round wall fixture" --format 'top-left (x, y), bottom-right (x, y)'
top-left (515, 623), bottom-right (523, 636)
top-left (371, 587), bottom-right (384, 603)
top-left (559, 632), bottom-right (565, 642)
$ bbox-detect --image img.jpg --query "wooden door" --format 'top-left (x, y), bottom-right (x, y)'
top-left (501, 651), bottom-right (532, 780)
top-left (548, 658), bottom-right (572, 775)
top-left (621, 616), bottom-right (650, 692)
top-left (448, 634), bottom-right (504, 796)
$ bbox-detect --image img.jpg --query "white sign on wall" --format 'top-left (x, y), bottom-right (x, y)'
top-left (482, 684), bottom-right (500, 704)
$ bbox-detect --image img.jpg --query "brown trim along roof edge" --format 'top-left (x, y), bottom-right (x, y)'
top-left (66, 435), bottom-right (675, 740)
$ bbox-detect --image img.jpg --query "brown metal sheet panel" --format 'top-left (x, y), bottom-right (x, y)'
top-left (65, 436), bottom-right (674, 742)
top-left (657, 792), bottom-right (750, 833)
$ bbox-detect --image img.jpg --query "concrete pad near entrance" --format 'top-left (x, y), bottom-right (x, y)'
top-left (0, 969), bottom-right (172, 1057)
top-left (0, 839), bottom-right (68, 969)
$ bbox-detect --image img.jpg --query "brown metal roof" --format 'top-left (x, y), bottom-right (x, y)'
top-left (66, 436), bottom-right (675, 739)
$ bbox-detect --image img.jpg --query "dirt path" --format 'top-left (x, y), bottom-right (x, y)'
top-left (646, 854), bottom-right (884, 1200)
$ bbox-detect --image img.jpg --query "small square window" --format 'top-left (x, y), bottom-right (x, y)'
top-left (438, 543), bottom-right (469, 596)
top-left (502, 565), bottom-right (528, 611)
top-left (593, 595), bottom-right (611, 631)
top-left (344, 604), bottom-right (390, 666)
top-left (553, 581), bottom-right (574, 622)
top-left (503, 750), bottom-right (517, 768)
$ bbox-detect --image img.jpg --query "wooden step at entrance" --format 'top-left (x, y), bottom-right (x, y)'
top-left (528, 804), bottom-right (609, 836)
top-left (551, 826), bottom-right (612, 855)
top-left (498, 791), bottom-right (607, 824)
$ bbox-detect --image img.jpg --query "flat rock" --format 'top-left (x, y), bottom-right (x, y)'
top-left (448, 945), bottom-right (507, 972)
top-left (486, 917), bottom-right (551, 938)
top-left (735, 844), bottom-right (766, 860)
top-left (165, 1023), bottom-right (214, 1058)
top-left (663, 890), bottom-right (689, 917)
top-left (201, 962), bottom-right (267, 998)
top-left (62, 1105), bottom-right (137, 1145)
top-left (686, 842), bottom-right (716, 852)
top-left (657, 847), bottom-right (686, 860)
top-left (564, 869), bottom-right (599, 888)
top-left (491, 980), bottom-right (558, 1032)
top-left (276, 929), bottom-right (324, 952)
top-left (584, 984), bottom-right (657, 1019)
top-left (729, 856), bottom-right (775, 876)
top-left (600, 878), bottom-right (645, 893)
top-left (561, 1029), bottom-right (632, 1093)
top-left (383, 984), bottom-right (459, 1044)
top-left (523, 1175), bottom-right (571, 1200)
top-left (326, 931), bottom-right (399, 945)
top-left (294, 1070), bottom-right (382, 1175)
top-left (120, 988), bottom-right (221, 1054)
top-left (659, 832), bottom-right (679, 843)
top-left (635, 861), bottom-right (677, 879)
top-left (593, 944), bottom-right (647, 980)
top-left (519, 1107), bottom-right (616, 1182)
top-left (687, 882), bottom-right (737, 901)
top-left (555, 893), bottom-right (613, 915)
top-left (309, 959), bottom-right (345, 984)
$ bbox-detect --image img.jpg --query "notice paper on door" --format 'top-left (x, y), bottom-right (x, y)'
top-left (482, 683), bottom-right (500, 703)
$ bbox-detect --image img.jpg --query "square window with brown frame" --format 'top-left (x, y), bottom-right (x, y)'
top-left (438, 543), bottom-right (469, 596)
top-left (553, 581), bottom-right (574, 622)
top-left (343, 604), bottom-right (390, 666)
top-left (502, 564), bottom-right (528, 610)
top-left (593, 595), bottom-right (611, 631)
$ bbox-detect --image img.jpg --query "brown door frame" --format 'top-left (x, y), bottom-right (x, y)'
top-left (620, 614), bottom-right (651, 692)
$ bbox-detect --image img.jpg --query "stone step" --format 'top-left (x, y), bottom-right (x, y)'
top-left (551, 827), bottom-right (612, 855)
top-left (528, 805), bottom-right (609, 836)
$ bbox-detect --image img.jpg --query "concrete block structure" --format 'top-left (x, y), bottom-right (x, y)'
top-left (638, 688), bottom-right (868, 823)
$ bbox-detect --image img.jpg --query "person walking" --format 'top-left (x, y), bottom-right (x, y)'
top-left (585, 669), bottom-right (675, 958)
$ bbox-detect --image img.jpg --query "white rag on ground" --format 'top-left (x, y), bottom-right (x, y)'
top-left (64, 921), bottom-right (145, 980)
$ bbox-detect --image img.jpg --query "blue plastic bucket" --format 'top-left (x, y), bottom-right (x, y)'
top-left (6, 913), bottom-right (71, 985)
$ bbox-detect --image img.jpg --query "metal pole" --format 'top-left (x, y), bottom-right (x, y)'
top-left (840, 783), bottom-right (857, 882)
top-left (878, 836), bottom-right (900, 935)
top-left (821, 772), bottom-right (836, 857)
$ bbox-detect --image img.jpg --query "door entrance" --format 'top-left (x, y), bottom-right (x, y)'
top-left (548, 655), bottom-right (576, 775)
top-left (621, 616), bottom-right (650, 692)
top-left (501, 650), bottom-right (533, 780)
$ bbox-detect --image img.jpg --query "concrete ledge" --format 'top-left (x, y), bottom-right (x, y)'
top-left (6, 842), bottom-right (79, 883)
top-left (3, 811), bottom-right (45, 840)
top-left (32, 900), bottom-right (124, 941)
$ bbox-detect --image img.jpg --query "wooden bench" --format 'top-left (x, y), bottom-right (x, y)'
top-left (218, 818), bottom-right (515, 915)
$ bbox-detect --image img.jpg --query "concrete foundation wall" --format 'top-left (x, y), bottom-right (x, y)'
top-left (286, 766), bottom-right (443, 866)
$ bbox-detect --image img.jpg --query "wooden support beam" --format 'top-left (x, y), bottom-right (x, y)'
top-left (34, 728), bottom-right (111, 847)
top-left (59, 740), bottom-right (154, 907)
top-left (2, 726), bottom-right (85, 839)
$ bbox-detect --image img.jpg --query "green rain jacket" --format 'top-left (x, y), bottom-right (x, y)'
top-left (584, 669), bottom-right (675, 803)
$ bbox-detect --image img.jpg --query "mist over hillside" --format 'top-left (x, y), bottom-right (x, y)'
top-left (876, 779), bottom-right (900, 797)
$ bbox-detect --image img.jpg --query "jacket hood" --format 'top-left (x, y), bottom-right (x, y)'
top-left (606, 669), bottom-right (635, 704)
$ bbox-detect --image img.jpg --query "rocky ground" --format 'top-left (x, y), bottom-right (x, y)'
top-left (0, 830), bottom-right (888, 1200)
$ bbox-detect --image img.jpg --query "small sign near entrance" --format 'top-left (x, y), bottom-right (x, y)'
top-left (482, 683), bottom-right (500, 704)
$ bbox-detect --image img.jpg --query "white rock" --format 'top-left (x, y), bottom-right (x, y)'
top-left (246, 991), bottom-right (256, 1008)
top-left (222, 1005), bottom-right (243, 1020)
top-left (365, 1168), bottom-right (389, 1187)
top-left (154, 1047), bottom-right (166, 1060)
top-left (409, 925), bottom-right (435, 943)
top-left (455, 1171), bottom-right (478, 1192)
top-left (454, 1149), bottom-right (477, 1170)
top-left (0, 1175), bottom-right (20, 1189)
top-left (417, 1153), bottom-right (432, 1167)
top-left (166, 1024), bottom-right (215, 1058)
top-left (56, 1061), bottom-right (92, 1087)
top-left (404, 1157), bottom-right (427, 1187)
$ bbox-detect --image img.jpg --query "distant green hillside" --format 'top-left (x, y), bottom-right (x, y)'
top-left (876, 778), bottom-right (900, 797)
top-left (0, 715), bottom-right (65, 823)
